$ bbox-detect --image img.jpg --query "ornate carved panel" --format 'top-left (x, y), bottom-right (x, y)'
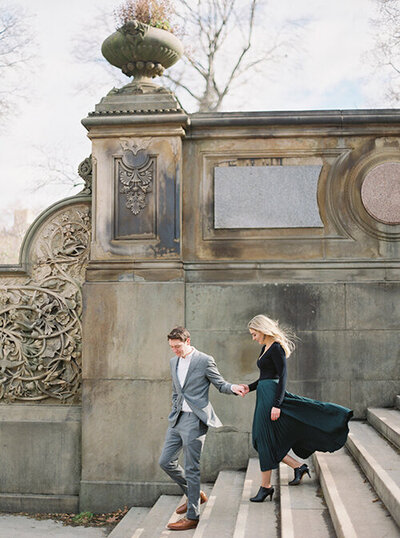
top-left (115, 146), bottom-right (157, 239)
top-left (0, 204), bottom-right (91, 402)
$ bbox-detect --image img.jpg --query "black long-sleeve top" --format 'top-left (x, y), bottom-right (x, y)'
top-left (248, 342), bottom-right (287, 407)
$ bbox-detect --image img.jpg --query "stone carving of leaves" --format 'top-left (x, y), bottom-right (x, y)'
top-left (0, 205), bottom-right (90, 402)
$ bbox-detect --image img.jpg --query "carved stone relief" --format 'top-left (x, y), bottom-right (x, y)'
top-left (0, 204), bottom-right (90, 402)
top-left (118, 147), bottom-right (155, 216)
top-left (78, 154), bottom-right (93, 195)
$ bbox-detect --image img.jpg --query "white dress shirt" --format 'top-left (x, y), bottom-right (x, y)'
top-left (177, 347), bottom-right (195, 412)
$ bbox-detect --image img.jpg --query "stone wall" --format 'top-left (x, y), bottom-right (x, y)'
top-left (0, 190), bottom-right (91, 512)
top-left (80, 108), bottom-right (400, 510)
top-left (0, 108), bottom-right (399, 513)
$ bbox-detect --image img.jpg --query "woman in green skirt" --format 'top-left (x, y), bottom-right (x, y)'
top-left (242, 314), bottom-right (353, 503)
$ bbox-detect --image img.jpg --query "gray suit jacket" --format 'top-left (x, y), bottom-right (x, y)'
top-left (168, 349), bottom-right (234, 428)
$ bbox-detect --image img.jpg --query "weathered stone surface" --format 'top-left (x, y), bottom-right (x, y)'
top-left (286, 380), bottom-right (351, 411)
top-left (214, 165), bottom-right (323, 228)
top-left (80, 480), bottom-right (181, 512)
top-left (82, 281), bottom-right (184, 379)
top-left (201, 430), bottom-right (251, 481)
top-left (81, 379), bottom-right (171, 482)
top-left (0, 405), bottom-right (81, 496)
top-left (0, 494), bottom-right (79, 514)
top-left (3, 103), bottom-right (400, 515)
top-left (346, 283), bottom-right (400, 330)
top-left (89, 135), bottom-right (183, 261)
top-left (350, 380), bottom-right (400, 418)
top-left (186, 283), bottom-right (346, 332)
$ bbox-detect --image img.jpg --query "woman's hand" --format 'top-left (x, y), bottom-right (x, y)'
top-left (240, 384), bottom-right (250, 395)
top-left (270, 407), bottom-right (281, 421)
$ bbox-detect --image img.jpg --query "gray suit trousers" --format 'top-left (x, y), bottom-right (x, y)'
top-left (159, 412), bottom-right (208, 520)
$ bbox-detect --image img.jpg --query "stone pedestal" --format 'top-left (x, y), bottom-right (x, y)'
top-left (80, 86), bottom-right (187, 511)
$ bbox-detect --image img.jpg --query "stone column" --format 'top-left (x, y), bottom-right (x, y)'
top-left (80, 86), bottom-right (187, 511)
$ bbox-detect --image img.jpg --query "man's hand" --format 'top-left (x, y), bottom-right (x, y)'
top-left (270, 407), bottom-right (281, 421)
top-left (239, 384), bottom-right (250, 395)
top-left (231, 384), bottom-right (246, 397)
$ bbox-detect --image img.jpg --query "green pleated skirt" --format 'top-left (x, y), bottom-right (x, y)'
top-left (252, 379), bottom-right (353, 471)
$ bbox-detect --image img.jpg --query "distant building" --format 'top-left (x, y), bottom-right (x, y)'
top-left (0, 208), bottom-right (36, 264)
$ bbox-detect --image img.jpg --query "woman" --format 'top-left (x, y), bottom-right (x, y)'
top-left (242, 315), bottom-right (353, 503)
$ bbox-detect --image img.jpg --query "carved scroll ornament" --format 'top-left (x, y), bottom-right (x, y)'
top-left (118, 148), bottom-right (154, 215)
top-left (0, 206), bottom-right (90, 402)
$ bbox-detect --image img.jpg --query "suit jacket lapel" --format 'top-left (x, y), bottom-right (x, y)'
top-left (171, 356), bottom-right (182, 394)
top-left (182, 349), bottom-right (198, 390)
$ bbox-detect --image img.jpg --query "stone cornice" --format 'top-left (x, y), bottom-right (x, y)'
top-left (187, 109), bottom-right (400, 138)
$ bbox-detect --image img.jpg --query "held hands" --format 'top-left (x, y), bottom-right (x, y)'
top-left (240, 384), bottom-right (250, 395)
top-left (231, 384), bottom-right (250, 397)
top-left (270, 407), bottom-right (281, 421)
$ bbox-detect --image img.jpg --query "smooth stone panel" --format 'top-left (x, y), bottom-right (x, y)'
top-left (350, 380), bottom-right (400, 418)
top-left (346, 283), bottom-right (400, 329)
top-left (286, 380), bottom-right (351, 411)
top-left (214, 165), bottom-right (323, 228)
top-left (82, 282), bottom-right (184, 379)
top-left (201, 430), bottom-right (251, 481)
top-left (291, 331), bottom-right (352, 381)
top-left (189, 329), bottom-right (260, 381)
top-left (295, 330), bottom-right (399, 382)
top-left (186, 283), bottom-right (346, 331)
top-left (0, 405), bottom-right (81, 495)
top-left (346, 330), bottom-right (400, 381)
top-left (80, 480), bottom-right (181, 512)
top-left (81, 379), bottom-right (171, 482)
top-left (0, 494), bottom-right (79, 514)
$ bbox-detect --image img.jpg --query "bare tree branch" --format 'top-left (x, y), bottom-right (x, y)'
top-left (368, 0), bottom-right (400, 103)
top-left (0, 2), bottom-right (36, 119)
top-left (71, 0), bottom-right (294, 112)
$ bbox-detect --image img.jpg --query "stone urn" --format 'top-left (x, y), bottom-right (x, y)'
top-left (101, 20), bottom-right (184, 83)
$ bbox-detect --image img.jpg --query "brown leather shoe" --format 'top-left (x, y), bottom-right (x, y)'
top-left (175, 490), bottom-right (208, 514)
top-left (167, 517), bottom-right (199, 530)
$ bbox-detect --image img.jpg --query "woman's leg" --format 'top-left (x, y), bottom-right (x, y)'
top-left (282, 453), bottom-right (301, 469)
top-left (260, 470), bottom-right (272, 488)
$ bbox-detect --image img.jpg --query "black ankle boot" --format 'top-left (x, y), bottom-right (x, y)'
top-left (250, 486), bottom-right (274, 502)
top-left (289, 464), bottom-right (311, 486)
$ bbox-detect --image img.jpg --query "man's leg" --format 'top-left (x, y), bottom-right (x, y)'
top-left (159, 425), bottom-right (187, 494)
top-left (180, 414), bottom-right (208, 521)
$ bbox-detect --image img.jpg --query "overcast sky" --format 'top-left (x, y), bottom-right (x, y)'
top-left (0, 0), bottom-right (391, 239)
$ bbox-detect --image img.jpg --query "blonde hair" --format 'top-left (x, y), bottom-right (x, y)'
top-left (247, 314), bottom-right (296, 358)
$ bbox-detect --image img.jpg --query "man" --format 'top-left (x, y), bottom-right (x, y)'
top-left (159, 326), bottom-right (245, 531)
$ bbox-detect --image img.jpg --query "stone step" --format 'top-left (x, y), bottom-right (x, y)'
top-left (128, 495), bottom-right (181, 538)
top-left (346, 421), bottom-right (400, 528)
top-left (367, 407), bottom-right (400, 450)
top-left (314, 447), bottom-right (398, 537)
top-left (395, 395), bottom-right (400, 411)
top-left (193, 470), bottom-right (245, 538)
top-left (108, 506), bottom-right (150, 538)
top-left (233, 458), bottom-right (278, 538)
top-left (280, 457), bottom-right (335, 538)
top-left (161, 483), bottom-right (213, 537)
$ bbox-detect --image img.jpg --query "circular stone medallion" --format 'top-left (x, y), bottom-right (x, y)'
top-left (361, 162), bottom-right (400, 224)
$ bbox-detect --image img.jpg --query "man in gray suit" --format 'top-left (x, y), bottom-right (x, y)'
top-left (159, 326), bottom-right (245, 531)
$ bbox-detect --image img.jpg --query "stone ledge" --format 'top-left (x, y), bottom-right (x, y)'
top-left (79, 480), bottom-right (182, 513)
top-left (189, 109), bottom-right (400, 127)
top-left (0, 493), bottom-right (79, 513)
top-left (0, 404), bottom-right (81, 422)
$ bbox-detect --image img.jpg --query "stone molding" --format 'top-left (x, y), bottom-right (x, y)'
top-left (326, 141), bottom-right (400, 242)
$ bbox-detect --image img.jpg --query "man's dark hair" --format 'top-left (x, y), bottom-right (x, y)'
top-left (167, 326), bottom-right (190, 342)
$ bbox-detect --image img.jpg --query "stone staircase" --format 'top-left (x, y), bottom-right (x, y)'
top-left (109, 397), bottom-right (400, 537)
